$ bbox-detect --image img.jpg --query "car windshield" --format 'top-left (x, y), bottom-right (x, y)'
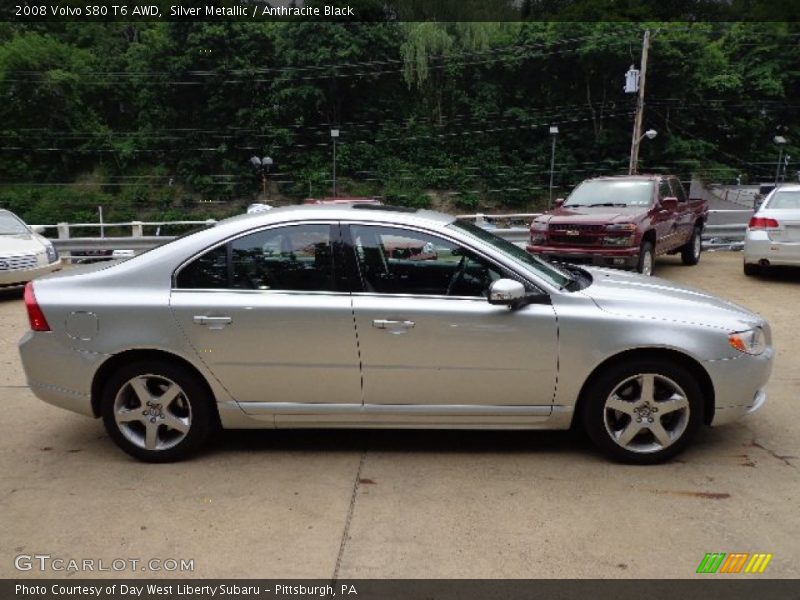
top-left (766, 190), bottom-right (800, 209)
top-left (564, 180), bottom-right (654, 207)
top-left (0, 212), bottom-right (30, 235)
top-left (449, 220), bottom-right (573, 289)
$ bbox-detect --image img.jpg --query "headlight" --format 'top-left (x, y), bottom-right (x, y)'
top-left (603, 236), bottom-right (634, 246)
top-left (45, 243), bottom-right (58, 263)
top-left (605, 223), bottom-right (637, 232)
top-left (531, 221), bottom-right (548, 231)
top-left (728, 327), bottom-right (766, 355)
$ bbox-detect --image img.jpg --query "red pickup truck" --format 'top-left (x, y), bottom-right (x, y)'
top-left (527, 175), bottom-right (708, 275)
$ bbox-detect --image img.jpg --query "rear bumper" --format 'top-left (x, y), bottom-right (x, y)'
top-left (18, 330), bottom-right (105, 417)
top-left (527, 245), bottom-right (639, 268)
top-left (743, 232), bottom-right (800, 266)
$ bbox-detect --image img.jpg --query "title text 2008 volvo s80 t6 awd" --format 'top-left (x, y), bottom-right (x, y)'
top-left (19, 205), bottom-right (773, 463)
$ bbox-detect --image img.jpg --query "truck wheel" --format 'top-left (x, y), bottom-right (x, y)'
top-left (681, 226), bottom-right (702, 266)
top-left (636, 241), bottom-right (654, 276)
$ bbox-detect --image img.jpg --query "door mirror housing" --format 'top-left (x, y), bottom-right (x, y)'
top-left (488, 278), bottom-right (532, 308)
top-left (30, 225), bottom-right (46, 234)
top-left (660, 197), bottom-right (678, 212)
top-left (553, 197), bottom-right (565, 208)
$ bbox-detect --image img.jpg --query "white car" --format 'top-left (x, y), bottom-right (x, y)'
top-left (0, 209), bottom-right (62, 288)
top-left (744, 184), bottom-right (800, 275)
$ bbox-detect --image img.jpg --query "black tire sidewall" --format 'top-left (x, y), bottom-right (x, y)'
top-left (637, 241), bottom-right (654, 275)
top-left (100, 360), bottom-right (214, 462)
top-left (582, 359), bottom-right (704, 464)
top-left (681, 226), bottom-right (702, 265)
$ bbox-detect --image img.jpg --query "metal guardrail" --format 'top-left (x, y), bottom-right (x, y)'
top-left (39, 209), bottom-right (753, 262)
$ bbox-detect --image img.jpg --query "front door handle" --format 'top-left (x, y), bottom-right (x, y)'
top-left (193, 315), bottom-right (232, 329)
top-left (372, 319), bottom-right (415, 331)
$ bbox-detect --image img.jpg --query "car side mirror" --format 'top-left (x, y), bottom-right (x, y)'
top-left (554, 197), bottom-right (565, 207)
top-left (30, 225), bottom-right (46, 234)
top-left (488, 278), bottom-right (532, 309)
top-left (660, 197), bottom-right (678, 212)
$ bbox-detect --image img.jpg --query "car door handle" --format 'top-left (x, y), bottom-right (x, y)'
top-left (193, 315), bottom-right (232, 329)
top-left (372, 319), bottom-right (415, 331)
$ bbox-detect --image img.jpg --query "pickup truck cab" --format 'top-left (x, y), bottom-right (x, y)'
top-left (527, 175), bottom-right (708, 275)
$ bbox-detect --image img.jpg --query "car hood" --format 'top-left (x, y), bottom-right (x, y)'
top-left (543, 205), bottom-right (647, 223)
top-left (0, 233), bottom-right (45, 254)
top-left (579, 267), bottom-right (763, 331)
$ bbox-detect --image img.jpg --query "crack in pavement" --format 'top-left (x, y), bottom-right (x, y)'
top-left (332, 448), bottom-right (367, 583)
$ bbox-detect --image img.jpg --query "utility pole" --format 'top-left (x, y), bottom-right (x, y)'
top-left (628, 29), bottom-right (651, 175)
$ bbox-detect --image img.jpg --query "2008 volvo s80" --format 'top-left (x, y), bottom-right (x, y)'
top-left (19, 205), bottom-right (773, 463)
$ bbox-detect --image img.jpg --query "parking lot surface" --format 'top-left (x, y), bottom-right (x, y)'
top-left (2, 251), bottom-right (798, 579)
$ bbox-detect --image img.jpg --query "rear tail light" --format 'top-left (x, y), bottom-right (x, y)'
top-left (24, 282), bottom-right (51, 332)
top-left (748, 217), bottom-right (779, 229)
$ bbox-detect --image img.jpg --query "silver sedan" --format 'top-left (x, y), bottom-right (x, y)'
top-left (744, 184), bottom-right (800, 275)
top-left (18, 205), bottom-right (773, 463)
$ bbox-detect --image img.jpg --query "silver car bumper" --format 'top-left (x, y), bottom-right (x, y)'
top-left (0, 259), bottom-right (62, 287)
top-left (18, 331), bottom-right (105, 417)
top-left (744, 231), bottom-right (800, 267)
top-left (704, 347), bottom-right (774, 426)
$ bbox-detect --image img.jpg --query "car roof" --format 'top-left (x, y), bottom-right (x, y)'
top-left (220, 203), bottom-right (456, 229)
top-left (584, 175), bottom-right (663, 182)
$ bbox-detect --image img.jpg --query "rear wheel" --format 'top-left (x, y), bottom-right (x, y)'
top-left (681, 226), bottom-right (702, 265)
top-left (101, 360), bottom-right (215, 462)
top-left (743, 262), bottom-right (760, 276)
top-left (636, 241), bottom-right (654, 276)
top-left (582, 359), bottom-right (704, 464)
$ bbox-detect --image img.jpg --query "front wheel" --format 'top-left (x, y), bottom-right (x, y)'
top-left (743, 262), bottom-right (760, 276)
top-left (681, 226), bottom-right (702, 266)
top-left (101, 360), bottom-right (216, 462)
top-left (636, 241), bottom-right (654, 276)
top-left (582, 360), bottom-right (704, 464)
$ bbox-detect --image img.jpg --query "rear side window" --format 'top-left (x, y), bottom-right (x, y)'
top-left (670, 178), bottom-right (688, 203)
top-left (176, 245), bottom-right (228, 289)
top-left (658, 179), bottom-right (673, 200)
top-left (175, 224), bottom-right (336, 292)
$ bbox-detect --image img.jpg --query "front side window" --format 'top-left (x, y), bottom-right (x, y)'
top-left (670, 178), bottom-right (688, 203)
top-left (176, 224), bottom-right (335, 292)
top-left (349, 225), bottom-right (503, 297)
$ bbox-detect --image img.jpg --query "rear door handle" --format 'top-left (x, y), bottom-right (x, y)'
top-left (193, 315), bottom-right (232, 329)
top-left (372, 319), bottom-right (415, 331)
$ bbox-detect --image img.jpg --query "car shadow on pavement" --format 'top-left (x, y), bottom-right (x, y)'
top-left (0, 287), bottom-right (23, 302)
top-left (748, 265), bottom-right (800, 282)
top-left (214, 427), bottom-right (593, 458)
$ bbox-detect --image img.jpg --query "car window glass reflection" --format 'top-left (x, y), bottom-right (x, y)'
top-left (350, 225), bottom-right (502, 297)
top-left (231, 224), bottom-right (334, 291)
top-left (175, 244), bottom-right (228, 289)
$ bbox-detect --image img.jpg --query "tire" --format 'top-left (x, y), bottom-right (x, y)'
top-left (680, 226), bottom-right (702, 266)
top-left (101, 360), bottom-right (216, 462)
top-left (582, 359), bottom-right (704, 464)
top-left (743, 262), bottom-right (760, 276)
top-left (636, 241), bottom-right (655, 276)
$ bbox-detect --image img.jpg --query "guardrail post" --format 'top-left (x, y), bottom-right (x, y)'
top-left (57, 223), bottom-right (70, 240)
top-left (131, 221), bottom-right (144, 237)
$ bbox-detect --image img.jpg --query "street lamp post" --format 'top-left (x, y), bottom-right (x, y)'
top-left (630, 129), bottom-right (658, 174)
top-left (249, 155), bottom-right (273, 198)
top-left (774, 135), bottom-right (787, 187)
top-left (331, 129), bottom-right (339, 198)
top-left (548, 125), bottom-right (559, 208)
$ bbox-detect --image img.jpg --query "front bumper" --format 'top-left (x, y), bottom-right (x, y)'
top-left (704, 347), bottom-right (774, 426)
top-left (743, 231), bottom-right (800, 267)
top-left (527, 245), bottom-right (639, 269)
top-left (0, 259), bottom-right (62, 287)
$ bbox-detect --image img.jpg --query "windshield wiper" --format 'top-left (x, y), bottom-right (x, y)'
top-left (587, 202), bottom-right (628, 207)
